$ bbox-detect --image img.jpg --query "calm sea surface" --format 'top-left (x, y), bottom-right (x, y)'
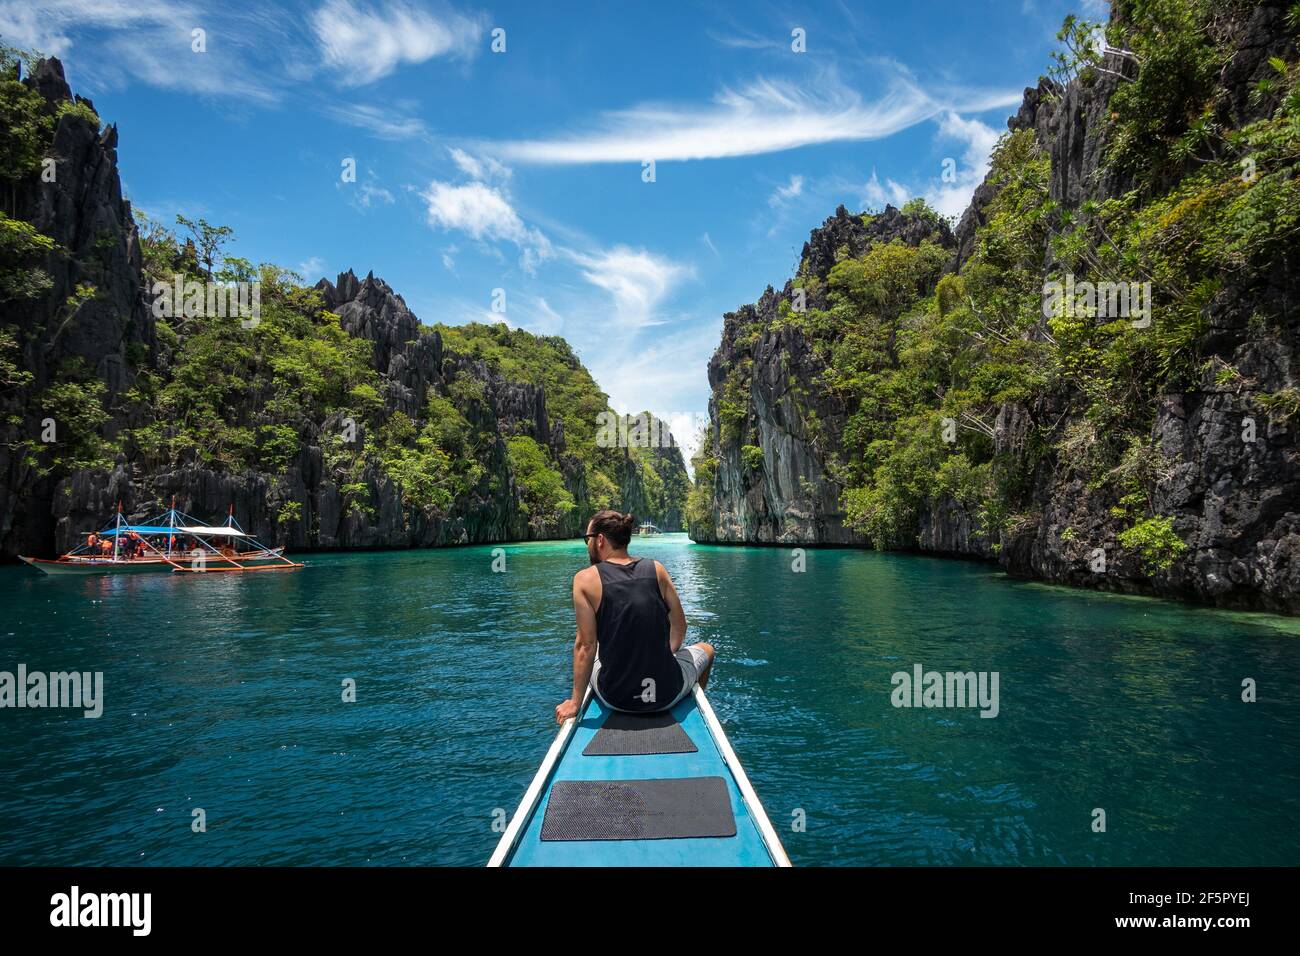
top-left (1, 533), bottom-right (1297, 865)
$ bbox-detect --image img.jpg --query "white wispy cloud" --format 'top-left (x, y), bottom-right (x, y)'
top-left (853, 112), bottom-right (999, 220)
top-left (321, 101), bottom-right (429, 140)
top-left (0, 0), bottom-right (191, 57)
top-left (423, 181), bottom-right (521, 240)
top-left (2, 0), bottom-right (482, 101)
top-left (298, 256), bottom-right (325, 278)
top-left (861, 169), bottom-right (912, 210)
top-left (448, 146), bottom-right (511, 182)
top-left (587, 319), bottom-right (720, 463)
top-left (706, 29), bottom-right (785, 51)
top-left (351, 178), bottom-right (396, 209)
top-left (769, 174), bottom-right (805, 206)
top-left (565, 246), bottom-right (693, 330)
top-left (310, 0), bottom-right (484, 86)
top-left (425, 176), bottom-right (695, 336)
top-left (0, 1), bottom-right (74, 56)
top-left (421, 180), bottom-right (551, 273)
top-left (490, 70), bottom-right (1020, 164)
top-left (0, 0), bottom-right (280, 101)
top-left (526, 296), bottom-right (566, 336)
top-left (922, 111), bottom-right (999, 220)
top-left (333, 164), bottom-right (397, 212)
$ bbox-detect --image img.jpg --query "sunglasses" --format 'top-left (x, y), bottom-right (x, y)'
top-left (582, 532), bottom-right (599, 540)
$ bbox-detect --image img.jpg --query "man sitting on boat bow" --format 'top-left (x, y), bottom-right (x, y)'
top-left (556, 510), bottom-right (714, 724)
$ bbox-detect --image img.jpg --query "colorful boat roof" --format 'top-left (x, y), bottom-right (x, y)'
top-left (99, 526), bottom-right (179, 535)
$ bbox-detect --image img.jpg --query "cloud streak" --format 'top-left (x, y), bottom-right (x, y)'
top-left (322, 101), bottom-right (430, 139)
top-left (858, 111), bottom-right (1000, 220)
top-left (769, 173), bottom-right (805, 206)
top-left (2, 0), bottom-right (485, 101)
top-left (489, 71), bottom-right (1020, 165)
top-left (0, 0), bottom-right (281, 101)
top-left (925, 111), bottom-right (1000, 219)
top-left (565, 246), bottom-right (693, 330)
top-left (310, 0), bottom-right (484, 86)
top-left (448, 147), bottom-right (511, 182)
top-left (421, 178), bottom-right (551, 273)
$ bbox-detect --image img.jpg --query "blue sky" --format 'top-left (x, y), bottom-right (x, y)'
top-left (4, 0), bottom-right (1103, 456)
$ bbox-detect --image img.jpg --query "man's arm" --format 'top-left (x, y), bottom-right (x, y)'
top-left (556, 569), bottom-right (598, 724)
top-left (656, 561), bottom-right (688, 652)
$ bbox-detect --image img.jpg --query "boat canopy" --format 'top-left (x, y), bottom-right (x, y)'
top-left (35, 504), bottom-right (304, 574)
top-left (100, 525), bottom-right (179, 536)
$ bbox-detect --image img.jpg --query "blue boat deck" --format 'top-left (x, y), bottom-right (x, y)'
top-left (499, 690), bottom-right (785, 867)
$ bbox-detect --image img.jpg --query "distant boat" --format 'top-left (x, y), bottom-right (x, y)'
top-left (488, 686), bottom-right (790, 867)
top-left (19, 501), bottom-right (302, 575)
top-left (637, 522), bottom-right (662, 536)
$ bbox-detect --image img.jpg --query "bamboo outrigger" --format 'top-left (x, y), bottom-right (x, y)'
top-left (19, 501), bottom-right (303, 575)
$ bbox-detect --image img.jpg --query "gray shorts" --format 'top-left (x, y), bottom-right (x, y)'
top-left (591, 644), bottom-right (711, 712)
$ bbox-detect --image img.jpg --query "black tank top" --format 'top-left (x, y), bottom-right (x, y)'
top-left (594, 558), bottom-right (683, 712)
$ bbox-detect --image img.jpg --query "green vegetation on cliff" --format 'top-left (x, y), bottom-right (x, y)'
top-left (432, 323), bottom-right (689, 528)
top-left (692, 0), bottom-right (1300, 580)
top-left (0, 44), bottom-right (689, 542)
top-left (124, 223), bottom-right (685, 532)
top-left (685, 429), bottom-right (718, 535)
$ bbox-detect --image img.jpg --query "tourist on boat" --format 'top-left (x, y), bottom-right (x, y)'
top-left (556, 510), bottom-right (713, 723)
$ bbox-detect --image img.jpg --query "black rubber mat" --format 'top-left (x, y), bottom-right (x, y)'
top-left (540, 777), bottom-right (736, 841)
top-left (582, 710), bottom-right (698, 756)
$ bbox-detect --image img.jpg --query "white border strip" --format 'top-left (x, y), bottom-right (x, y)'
top-left (486, 689), bottom-right (590, 867)
top-left (693, 685), bottom-right (792, 867)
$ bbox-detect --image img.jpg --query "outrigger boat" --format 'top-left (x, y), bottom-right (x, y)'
top-left (489, 686), bottom-right (790, 867)
top-left (637, 522), bottom-right (662, 536)
top-left (19, 501), bottom-right (302, 575)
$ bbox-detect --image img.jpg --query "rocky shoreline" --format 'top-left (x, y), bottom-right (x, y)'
top-left (690, 2), bottom-right (1300, 615)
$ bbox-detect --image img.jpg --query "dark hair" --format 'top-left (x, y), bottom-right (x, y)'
top-left (589, 509), bottom-right (635, 549)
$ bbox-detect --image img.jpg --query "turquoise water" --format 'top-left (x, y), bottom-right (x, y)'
top-left (1, 533), bottom-right (1297, 866)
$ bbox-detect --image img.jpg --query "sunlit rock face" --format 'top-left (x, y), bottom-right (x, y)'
top-left (698, 205), bottom-right (956, 548)
top-left (693, 4), bottom-right (1300, 613)
top-left (0, 60), bottom-right (686, 556)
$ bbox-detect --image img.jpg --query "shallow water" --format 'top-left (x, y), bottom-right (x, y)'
top-left (1, 534), bottom-right (1296, 865)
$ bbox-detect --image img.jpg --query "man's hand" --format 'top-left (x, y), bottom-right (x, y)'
top-left (555, 698), bottom-right (580, 725)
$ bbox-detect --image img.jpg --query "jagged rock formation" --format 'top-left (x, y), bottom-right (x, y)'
top-left (0, 58), bottom-right (688, 558)
top-left (0, 58), bottom-right (158, 556)
top-left (318, 269), bottom-right (439, 419)
top-left (612, 413), bottom-right (690, 532)
top-left (693, 2), bottom-right (1300, 614)
top-left (701, 206), bottom-right (955, 545)
top-left (20, 263), bottom-right (688, 554)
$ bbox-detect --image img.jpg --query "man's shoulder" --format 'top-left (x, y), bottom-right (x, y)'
top-left (573, 565), bottom-right (599, 586)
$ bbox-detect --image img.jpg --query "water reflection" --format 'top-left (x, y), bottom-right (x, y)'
top-left (1, 535), bottom-right (1297, 865)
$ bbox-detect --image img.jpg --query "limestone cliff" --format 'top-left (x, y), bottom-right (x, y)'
top-left (691, 1), bottom-right (1300, 614)
top-left (0, 58), bottom-right (688, 557)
